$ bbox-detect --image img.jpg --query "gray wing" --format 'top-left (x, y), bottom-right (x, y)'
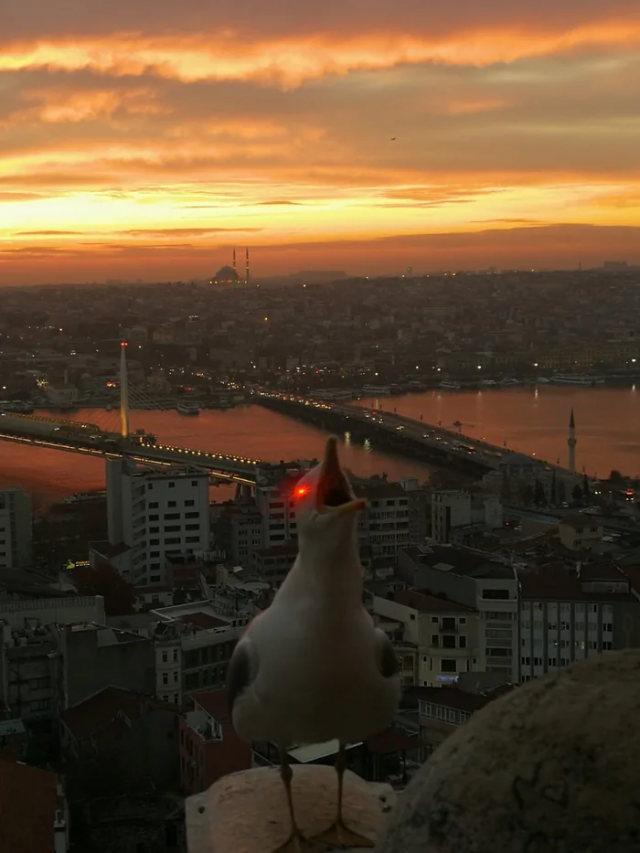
top-left (226, 637), bottom-right (258, 713)
top-left (374, 628), bottom-right (399, 678)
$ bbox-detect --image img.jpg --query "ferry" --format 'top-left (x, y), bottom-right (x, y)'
top-left (177, 401), bottom-right (200, 415)
top-left (362, 384), bottom-right (390, 396)
top-left (551, 374), bottom-right (606, 386)
top-left (439, 381), bottom-right (461, 391)
top-left (63, 491), bottom-right (107, 505)
top-left (479, 379), bottom-right (498, 387)
top-left (499, 377), bottom-right (520, 386)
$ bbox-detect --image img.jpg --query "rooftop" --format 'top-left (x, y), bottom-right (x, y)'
top-left (394, 589), bottom-right (476, 614)
top-left (62, 686), bottom-right (178, 741)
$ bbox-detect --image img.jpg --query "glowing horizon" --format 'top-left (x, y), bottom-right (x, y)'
top-left (1, 1), bottom-right (640, 283)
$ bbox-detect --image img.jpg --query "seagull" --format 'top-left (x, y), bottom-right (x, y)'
top-left (227, 436), bottom-right (401, 851)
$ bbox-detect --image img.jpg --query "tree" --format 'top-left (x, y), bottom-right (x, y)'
top-left (609, 469), bottom-right (624, 483)
top-left (572, 484), bottom-right (584, 503)
top-left (582, 474), bottom-right (591, 503)
top-left (518, 483), bottom-right (535, 506)
top-left (557, 479), bottom-right (567, 504)
top-left (533, 480), bottom-right (546, 507)
top-left (73, 564), bottom-right (136, 615)
top-left (551, 469), bottom-right (558, 505)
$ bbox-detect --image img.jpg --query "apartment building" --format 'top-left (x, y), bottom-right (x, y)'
top-left (399, 545), bottom-right (520, 683)
top-left (518, 563), bottom-right (640, 682)
top-left (0, 488), bottom-right (32, 569)
top-left (355, 481), bottom-right (410, 557)
top-left (431, 490), bottom-right (502, 544)
top-left (99, 458), bottom-right (211, 586)
top-left (371, 590), bottom-right (479, 687)
top-left (254, 464), bottom-right (306, 548)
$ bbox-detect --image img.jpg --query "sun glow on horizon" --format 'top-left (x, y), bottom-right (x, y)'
top-left (1, 2), bottom-right (640, 282)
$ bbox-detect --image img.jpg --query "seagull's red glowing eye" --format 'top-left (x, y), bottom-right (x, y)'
top-left (295, 486), bottom-right (309, 499)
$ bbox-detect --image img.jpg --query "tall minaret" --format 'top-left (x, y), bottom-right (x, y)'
top-left (233, 248), bottom-right (237, 275)
top-left (568, 408), bottom-right (577, 473)
top-left (245, 248), bottom-right (250, 284)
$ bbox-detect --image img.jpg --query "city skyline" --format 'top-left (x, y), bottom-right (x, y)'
top-left (1, 1), bottom-right (640, 283)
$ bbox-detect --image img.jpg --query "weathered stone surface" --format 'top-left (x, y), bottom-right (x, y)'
top-left (186, 765), bottom-right (396, 853)
top-left (377, 651), bottom-right (640, 852)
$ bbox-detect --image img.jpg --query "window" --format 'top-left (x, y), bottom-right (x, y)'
top-left (185, 511), bottom-right (199, 519)
top-left (163, 673), bottom-right (169, 685)
top-left (150, 551), bottom-right (160, 558)
top-left (168, 500), bottom-right (177, 507)
top-left (185, 499), bottom-right (195, 507)
top-left (442, 635), bottom-right (456, 649)
top-left (162, 652), bottom-right (168, 663)
top-left (149, 502), bottom-right (159, 509)
top-left (481, 589), bottom-right (510, 600)
top-left (186, 536), bottom-right (199, 543)
top-left (30, 676), bottom-right (50, 690)
top-left (147, 483), bottom-right (154, 490)
top-left (165, 537), bottom-right (181, 544)
top-left (173, 649), bottom-right (179, 662)
top-left (602, 622), bottom-right (613, 632)
top-left (431, 616), bottom-right (438, 623)
top-left (149, 514), bottom-right (159, 521)
top-left (441, 659), bottom-right (457, 673)
top-left (459, 617), bottom-right (466, 625)
top-left (459, 635), bottom-right (467, 649)
top-left (521, 656), bottom-right (530, 665)
top-left (431, 635), bottom-right (439, 647)
top-left (185, 523), bottom-right (200, 531)
top-left (191, 480), bottom-right (198, 486)
top-left (165, 513), bottom-right (180, 520)
top-left (602, 641), bottom-right (613, 650)
top-left (166, 525), bottom-right (181, 532)
top-left (441, 617), bottom-right (456, 631)
top-left (150, 539), bottom-right (159, 546)
top-left (169, 482), bottom-right (175, 489)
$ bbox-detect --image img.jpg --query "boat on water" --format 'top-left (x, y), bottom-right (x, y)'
top-left (551, 373), bottom-right (606, 386)
top-left (499, 377), bottom-right (520, 386)
top-left (63, 490), bottom-right (107, 505)
top-left (362, 384), bottom-right (391, 396)
top-left (453, 420), bottom-right (462, 427)
top-left (439, 381), bottom-right (462, 390)
top-left (479, 379), bottom-right (498, 387)
top-left (177, 401), bottom-right (201, 415)
top-left (536, 377), bottom-right (551, 384)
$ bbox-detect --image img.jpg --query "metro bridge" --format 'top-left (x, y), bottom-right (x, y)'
top-left (0, 344), bottom-right (259, 484)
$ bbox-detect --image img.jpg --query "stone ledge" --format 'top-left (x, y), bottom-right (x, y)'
top-left (186, 766), bottom-right (396, 853)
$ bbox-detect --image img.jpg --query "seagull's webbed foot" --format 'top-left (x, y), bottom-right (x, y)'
top-left (310, 820), bottom-right (375, 849)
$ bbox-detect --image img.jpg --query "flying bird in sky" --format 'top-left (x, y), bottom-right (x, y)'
top-left (227, 436), bottom-right (401, 850)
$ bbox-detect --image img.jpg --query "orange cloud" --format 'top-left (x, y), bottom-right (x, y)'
top-left (3, 18), bottom-right (640, 86)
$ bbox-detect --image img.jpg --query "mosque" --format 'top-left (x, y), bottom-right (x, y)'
top-left (210, 248), bottom-right (250, 285)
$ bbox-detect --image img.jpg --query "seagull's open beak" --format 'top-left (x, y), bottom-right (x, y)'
top-left (317, 436), bottom-right (367, 515)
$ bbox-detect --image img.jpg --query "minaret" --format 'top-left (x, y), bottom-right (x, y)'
top-left (245, 248), bottom-right (250, 284)
top-left (567, 408), bottom-right (576, 473)
top-left (119, 342), bottom-right (130, 439)
top-left (233, 248), bottom-right (237, 275)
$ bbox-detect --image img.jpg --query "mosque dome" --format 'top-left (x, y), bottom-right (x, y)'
top-left (212, 265), bottom-right (241, 285)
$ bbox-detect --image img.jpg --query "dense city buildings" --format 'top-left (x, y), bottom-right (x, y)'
top-left (1, 270), bottom-right (640, 416)
top-left (1, 270), bottom-right (640, 851)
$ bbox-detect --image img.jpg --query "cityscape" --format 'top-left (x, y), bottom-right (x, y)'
top-left (2, 1), bottom-right (640, 852)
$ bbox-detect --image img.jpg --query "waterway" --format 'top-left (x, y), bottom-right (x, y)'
top-left (0, 385), bottom-right (638, 505)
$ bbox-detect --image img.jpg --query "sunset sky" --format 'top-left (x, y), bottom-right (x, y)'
top-left (1, 1), bottom-right (640, 283)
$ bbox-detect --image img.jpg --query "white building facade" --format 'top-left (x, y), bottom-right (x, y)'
top-left (105, 459), bottom-right (211, 586)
